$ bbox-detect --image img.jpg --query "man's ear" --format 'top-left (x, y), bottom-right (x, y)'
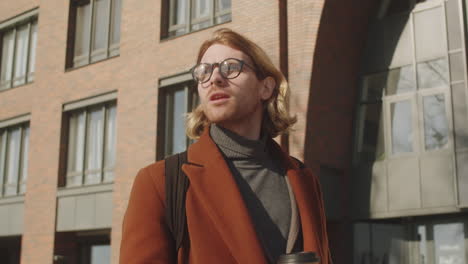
top-left (260, 76), bottom-right (275, 100)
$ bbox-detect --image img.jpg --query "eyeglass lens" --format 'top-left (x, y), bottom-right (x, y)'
top-left (192, 58), bottom-right (244, 83)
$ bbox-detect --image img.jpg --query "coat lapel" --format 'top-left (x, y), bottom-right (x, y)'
top-left (182, 128), bottom-right (268, 264)
top-left (270, 141), bottom-right (329, 264)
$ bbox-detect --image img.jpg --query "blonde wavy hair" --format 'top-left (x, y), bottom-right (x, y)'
top-left (186, 28), bottom-right (297, 139)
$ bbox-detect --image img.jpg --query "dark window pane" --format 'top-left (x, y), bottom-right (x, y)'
top-left (391, 100), bottom-right (413, 154)
top-left (92, 0), bottom-right (110, 58)
top-left (172, 0), bottom-right (187, 25)
top-left (67, 111), bottom-right (86, 186)
top-left (74, 3), bottom-right (92, 64)
top-left (13, 24), bottom-right (29, 86)
top-left (0, 131), bottom-right (6, 196)
top-left (417, 58), bottom-right (449, 89)
top-left (165, 88), bottom-right (187, 156)
top-left (20, 126), bottom-right (29, 194)
top-left (361, 72), bottom-right (386, 101)
top-left (423, 94), bottom-right (449, 150)
top-left (104, 105), bottom-right (116, 182)
top-left (0, 30), bottom-right (15, 89)
top-left (386, 65), bottom-right (415, 95)
top-left (5, 127), bottom-right (21, 195)
top-left (85, 107), bottom-right (104, 184)
top-left (28, 21), bottom-right (38, 82)
top-left (359, 103), bottom-right (385, 161)
top-left (110, 0), bottom-right (121, 46)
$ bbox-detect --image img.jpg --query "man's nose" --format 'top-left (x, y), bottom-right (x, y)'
top-left (210, 67), bottom-right (225, 86)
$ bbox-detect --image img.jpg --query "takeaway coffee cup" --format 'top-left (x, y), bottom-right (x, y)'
top-left (277, 251), bottom-right (320, 264)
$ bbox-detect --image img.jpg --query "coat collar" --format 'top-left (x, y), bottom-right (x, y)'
top-left (182, 126), bottom-right (328, 264)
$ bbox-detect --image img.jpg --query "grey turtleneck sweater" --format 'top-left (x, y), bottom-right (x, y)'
top-left (210, 124), bottom-right (291, 263)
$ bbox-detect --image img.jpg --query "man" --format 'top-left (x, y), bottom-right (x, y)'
top-left (120, 28), bottom-right (330, 264)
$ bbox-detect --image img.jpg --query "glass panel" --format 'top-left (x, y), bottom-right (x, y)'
top-left (13, 24), bottom-right (29, 86)
top-left (449, 52), bottom-right (464, 82)
top-left (362, 72), bottom-right (386, 101)
top-left (417, 225), bottom-right (428, 264)
top-left (423, 94), bottom-right (449, 150)
top-left (165, 88), bottom-right (187, 156)
top-left (0, 132), bottom-right (6, 196)
top-left (90, 245), bottom-right (110, 264)
top-left (5, 127), bottom-right (21, 195)
top-left (110, 0), bottom-right (121, 46)
top-left (386, 65), bottom-right (415, 95)
top-left (20, 126), bottom-right (29, 194)
top-left (92, 0), bottom-right (110, 56)
top-left (434, 223), bottom-right (466, 264)
top-left (172, 0), bottom-right (187, 26)
top-left (446, 0), bottom-right (462, 51)
top-left (67, 111), bottom-right (86, 186)
top-left (28, 21), bottom-right (38, 82)
top-left (1, 30), bottom-right (15, 89)
top-left (216, 0), bottom-right (231, 12)
top-left (74, 2), bottom-right (92, 60)
top-left (85, 107), bottom-right (104, 184)
top-left (391, 100), bottom-right (413, 154)
top-left (372, 224), bottom-right (405, 264)
top-left (359, 103), bottom-right (385, 161)
top-left (104, 105), bottom-right (116, 182)
top-left (192, 0), bottom-right (211, 19)
top-left (417, 58), bottom-right (449, 89)
top-left (414, 7), bottom-right (446, 61)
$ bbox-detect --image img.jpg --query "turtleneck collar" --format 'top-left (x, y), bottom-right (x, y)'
top-left (209, 124), bottom-right (269, 159)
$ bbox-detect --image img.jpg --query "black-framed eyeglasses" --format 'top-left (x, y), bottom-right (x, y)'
top-left (191, 58), bottom-right (255, 84)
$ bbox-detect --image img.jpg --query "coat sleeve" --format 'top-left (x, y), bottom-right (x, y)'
top-left (120, 162), bottom-right (176, 264)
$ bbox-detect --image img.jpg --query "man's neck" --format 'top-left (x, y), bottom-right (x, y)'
top-left (216, 119), bottom-right (262, 141)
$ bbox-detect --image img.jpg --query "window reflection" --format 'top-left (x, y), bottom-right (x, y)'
top-left (423, 94), bottom-right (449, 150)
top-left (434, 223), bottom-right (466, 264)
top-left (417, 58), bottom-right (449, 89)
top-left (391, 100), bottom-right (413, 154)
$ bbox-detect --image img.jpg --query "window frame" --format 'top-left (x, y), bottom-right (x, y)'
top-left (60, 93), bottom-right (117, 188)
top-left (162, 0), bottom-right (232, 39)
top-left (66, 0), bottom-right (121, 69)
top-left (157, 72), bottom-right (198, 160)
top-left (0, 115), bottom-right (30, 198)
top-left (0, 9), bottom-right (38, 91)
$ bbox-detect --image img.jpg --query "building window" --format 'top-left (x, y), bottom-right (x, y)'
top-left (0, 123), bottom-right (29, 197)
top-left (157, 78), bottom-right (198, 159)
top-left (67, 0), bottom-right (121, 68)
top-left (63, 102), bottom-right (116, 187)
top-left (162, 0), bottom-right (231, 38)
top-left (353, 217), bottom-right (468, 264)
top-left (355, 0), bottom-right (456, 163)
top-left (80, 243), bottom-right (110, 264)
top-left (0, 14), bottom-right (38, 91)
top-left (54, 231), bottom-right (110, 264)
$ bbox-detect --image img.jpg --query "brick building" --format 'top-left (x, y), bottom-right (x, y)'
top-left (0, 0), bottom-right (467, 263)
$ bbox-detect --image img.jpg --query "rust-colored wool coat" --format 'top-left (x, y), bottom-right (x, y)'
top-left (120, 128), bottom-right (331, 264)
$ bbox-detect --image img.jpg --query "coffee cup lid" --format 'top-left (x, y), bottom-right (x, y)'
top-left (277, 251), bottom-right (320, 263)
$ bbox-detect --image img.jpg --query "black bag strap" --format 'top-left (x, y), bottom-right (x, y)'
top-left (164, 151), bottom-right (189, 253)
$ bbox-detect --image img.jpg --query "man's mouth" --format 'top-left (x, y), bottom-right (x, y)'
top-left (210, 93), bottom-right (230, 101)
